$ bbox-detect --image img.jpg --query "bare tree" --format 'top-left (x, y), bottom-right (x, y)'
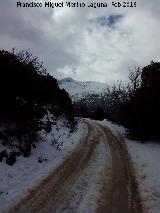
top-left (128, 66), bottom-right (142, 92)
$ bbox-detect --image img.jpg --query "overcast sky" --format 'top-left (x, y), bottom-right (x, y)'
top-left (0, 0), bottom-right (160, 84)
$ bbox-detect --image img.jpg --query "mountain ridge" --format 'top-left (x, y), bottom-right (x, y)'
top-left (58, 77), bottom-right (109, 102)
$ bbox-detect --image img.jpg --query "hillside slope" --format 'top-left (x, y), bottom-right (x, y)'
top-left (58, 78), bottom-right (109, 102)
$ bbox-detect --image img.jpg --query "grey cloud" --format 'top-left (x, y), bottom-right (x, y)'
top-left (0, 0), bottom-right (160, 84)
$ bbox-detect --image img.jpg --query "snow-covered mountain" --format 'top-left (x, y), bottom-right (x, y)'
top-left (58, 78), bottom-right (109, 102)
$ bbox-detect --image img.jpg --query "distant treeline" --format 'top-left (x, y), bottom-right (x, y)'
top-left (74, 61), bottom-right (160, 140)
top-left (0, 49), bottom-right (74, 162)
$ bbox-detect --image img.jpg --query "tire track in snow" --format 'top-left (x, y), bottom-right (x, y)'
top-left (7, 121), bottom-right (111, 213)
top-left (96, 123), bottom-right (144, 213)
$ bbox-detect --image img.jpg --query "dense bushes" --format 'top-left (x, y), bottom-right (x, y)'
top-left (0, 49), bottom-right (75, 162)
top-left (105, 61), bottom-right (160, 140)
top-left (0, 49), bottom-right (74, 121)
top-left (74, 61), bottom-right (160, 140)
top-left (124, 62), bottom-right (160, 139)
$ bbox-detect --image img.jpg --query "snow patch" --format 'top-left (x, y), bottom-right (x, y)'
top-left (0, 119), bottom-right (84, 212)
top-left (58, 78), bottom-right (109, 102)
top-left (98, 119), bottom-right (160, 213)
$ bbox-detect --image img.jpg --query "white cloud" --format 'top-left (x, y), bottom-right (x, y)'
top-left (0, 0), bottom-right (160, 84)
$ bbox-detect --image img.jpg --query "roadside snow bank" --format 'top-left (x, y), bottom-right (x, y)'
top-left (0, 119), bottom-right (84, 213)
top-left (127, 141), bottom-right (160, 213)
top-left (98, 119), bottom-right (160, 213)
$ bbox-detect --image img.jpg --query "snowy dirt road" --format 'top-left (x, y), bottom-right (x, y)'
top-left (7, 120), bottom-right (143, 213)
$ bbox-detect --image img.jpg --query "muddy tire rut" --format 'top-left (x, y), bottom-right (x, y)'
top-left (7, 121), bottom-right (110, 213)
top-left (7, 120), bottom-right (143, 213)
top-left (96, 123), bottom-right (143, 213)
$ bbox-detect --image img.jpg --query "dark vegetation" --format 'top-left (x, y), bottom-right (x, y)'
top-left (74, 61), bottom-right (160, 140)
top-left (0, 49), bottom-right (75, 165)
top-left (0, 47), bottom-right (159, 166)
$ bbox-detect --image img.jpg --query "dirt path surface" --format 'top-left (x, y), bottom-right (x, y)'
top-left (7, 120), bottom-right (143, 213)
top-left (96, 123), bottom-right (143, 213)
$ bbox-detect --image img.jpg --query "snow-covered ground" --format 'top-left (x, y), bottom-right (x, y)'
top-left (58, 78), bottom-right (109, 102)
top-left (53, 122), bottom-right (111, 213)
top-left (99, 119), bottom-right (160, 213)
top-left (0, 118), bottom-right (84, 213)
